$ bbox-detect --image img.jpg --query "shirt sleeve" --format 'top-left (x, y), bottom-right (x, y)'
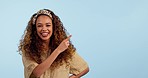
top-left (22, 51), bottom-right (38, 78)
top-left (69, 52), bottom-right (88, 75)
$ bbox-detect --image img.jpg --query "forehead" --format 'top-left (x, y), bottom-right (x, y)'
top-left (36, 15), bottom-right (52, 23)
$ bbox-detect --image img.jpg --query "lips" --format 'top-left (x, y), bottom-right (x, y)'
top-left (41, 32), bottom-right (49, 37)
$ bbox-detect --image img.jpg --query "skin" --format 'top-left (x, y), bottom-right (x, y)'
top-left (36, 15), bottom-right (53, 51)
top-left (36, 15), bottom-right (53, 44)
top-left (33, 15), bottom-right (89, 78)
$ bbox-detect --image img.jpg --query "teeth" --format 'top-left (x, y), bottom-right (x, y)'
top-left (41, 32), bottom-right (48, 37)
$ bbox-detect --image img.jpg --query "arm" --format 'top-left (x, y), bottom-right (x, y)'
top-left (69, 67), bottom-right (89, 78)
top-left (33, 35), bottom-right (72, 77)
top-left (32, 48), bottom-right (60, 77)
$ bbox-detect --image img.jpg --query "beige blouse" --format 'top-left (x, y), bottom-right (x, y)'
top-left (22, 51), bottom-right (88, 78)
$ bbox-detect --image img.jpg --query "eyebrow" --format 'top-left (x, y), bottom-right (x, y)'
top-left (46, 22), bottom-right (51, 24)
top-left (37, 22), bottom-right (51, 25)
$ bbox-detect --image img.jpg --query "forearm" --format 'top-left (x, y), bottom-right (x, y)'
top-left (32, 35), bottom-right (71, 77)
top-left (33, 48), bottom-right (60, 77)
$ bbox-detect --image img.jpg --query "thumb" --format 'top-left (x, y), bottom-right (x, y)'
top-left (65, 35), bottom-right (72, 41)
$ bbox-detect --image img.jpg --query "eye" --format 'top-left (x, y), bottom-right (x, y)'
top-left (46, 25), bottom-right (51, 27)
top-left (37, 25), bottom-right (42, 27)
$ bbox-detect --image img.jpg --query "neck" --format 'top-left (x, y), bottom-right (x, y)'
top-left (42, 39), bottom-right (50, 52)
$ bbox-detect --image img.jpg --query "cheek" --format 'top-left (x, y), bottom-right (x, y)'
top-left (36, 28), bottom-right (41, 35)
top-left (49, 26), bottom-right (53, 32)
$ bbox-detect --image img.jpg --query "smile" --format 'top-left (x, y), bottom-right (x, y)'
top-left (41, 32), bottom-right (49, 37)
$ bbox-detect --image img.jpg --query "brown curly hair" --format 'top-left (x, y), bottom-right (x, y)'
top-left (18, 9), bottom-right (76, 69)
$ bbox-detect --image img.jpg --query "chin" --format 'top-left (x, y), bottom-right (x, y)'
top-left (42, 39), bottom-right (49, 41)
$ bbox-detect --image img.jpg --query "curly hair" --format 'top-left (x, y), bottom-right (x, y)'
top-left (18, 9), bottom-right (76, 69)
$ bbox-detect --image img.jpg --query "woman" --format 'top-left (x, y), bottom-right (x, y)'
top-left (19, 9), bottom-right (89, 78)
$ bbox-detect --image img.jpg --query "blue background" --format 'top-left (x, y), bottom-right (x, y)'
top-left (0, 0), bottom-right (148, 78)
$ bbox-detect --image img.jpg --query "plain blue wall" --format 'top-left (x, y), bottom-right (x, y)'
top-left (0, 0), bottom-right (148, 78)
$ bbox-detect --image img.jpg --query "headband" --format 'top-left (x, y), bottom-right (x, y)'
top-left (32, 9), bottom-right (52, 25)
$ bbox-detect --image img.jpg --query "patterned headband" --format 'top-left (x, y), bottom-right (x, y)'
top-left (32, 9), bottom-right (52, 25)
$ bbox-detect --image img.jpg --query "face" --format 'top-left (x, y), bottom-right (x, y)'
top-left (36, 15), bottom-right (53, 41)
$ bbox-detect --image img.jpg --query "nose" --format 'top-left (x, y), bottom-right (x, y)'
top-left (42, 25), bottom-right (47, 31)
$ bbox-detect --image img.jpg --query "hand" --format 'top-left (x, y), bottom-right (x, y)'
top-left (69, 75), bottom-right (78, 78)
top-left (56, 35), bottom-right (72, 54)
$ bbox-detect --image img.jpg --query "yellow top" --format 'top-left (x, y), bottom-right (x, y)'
top-left (22, 51), bottom-right (88, 78)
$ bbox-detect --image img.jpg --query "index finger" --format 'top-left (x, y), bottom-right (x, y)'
top-left (65, 35), bottom-right (72, 41)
